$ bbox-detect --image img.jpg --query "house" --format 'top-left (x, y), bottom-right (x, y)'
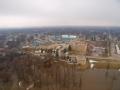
top-left (0, 48), bottom-right (6, 56)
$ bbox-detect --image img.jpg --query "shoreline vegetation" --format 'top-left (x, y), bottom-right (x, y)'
top-left (0, 54), bottom-right (120, 90)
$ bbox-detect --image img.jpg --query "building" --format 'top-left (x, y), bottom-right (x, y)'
top-left (70, 40), bottom-right (87, 55)
top-left (116, 44), bottom-right (120, 54)
top-left (61, 35), bottom-right (77, 42)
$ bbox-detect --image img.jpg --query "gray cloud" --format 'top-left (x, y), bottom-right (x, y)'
top-left (0, 0), bottom-right (120, 27)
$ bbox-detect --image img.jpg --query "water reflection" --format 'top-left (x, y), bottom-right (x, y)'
top-left (81, 69), bottom-right (120, 90)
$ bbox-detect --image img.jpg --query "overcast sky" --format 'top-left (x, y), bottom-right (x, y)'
top-left (0, 0), bottom-right (120, 28)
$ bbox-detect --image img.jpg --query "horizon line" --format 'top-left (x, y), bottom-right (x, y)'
top-left (0, 25), bottom-right (120, 29)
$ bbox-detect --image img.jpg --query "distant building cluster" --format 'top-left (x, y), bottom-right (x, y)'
top-left (1, 28), bottom-right (120, 63)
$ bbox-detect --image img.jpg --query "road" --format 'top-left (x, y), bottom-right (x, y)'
top-left (86, 56), bottom-right (120, 62)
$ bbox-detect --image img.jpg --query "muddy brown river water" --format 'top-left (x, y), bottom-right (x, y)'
top-left (81, 69), bottom-right (120, 90)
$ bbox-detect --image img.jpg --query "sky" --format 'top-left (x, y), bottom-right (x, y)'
top-left (0, 0), bottom-right (120, 28)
